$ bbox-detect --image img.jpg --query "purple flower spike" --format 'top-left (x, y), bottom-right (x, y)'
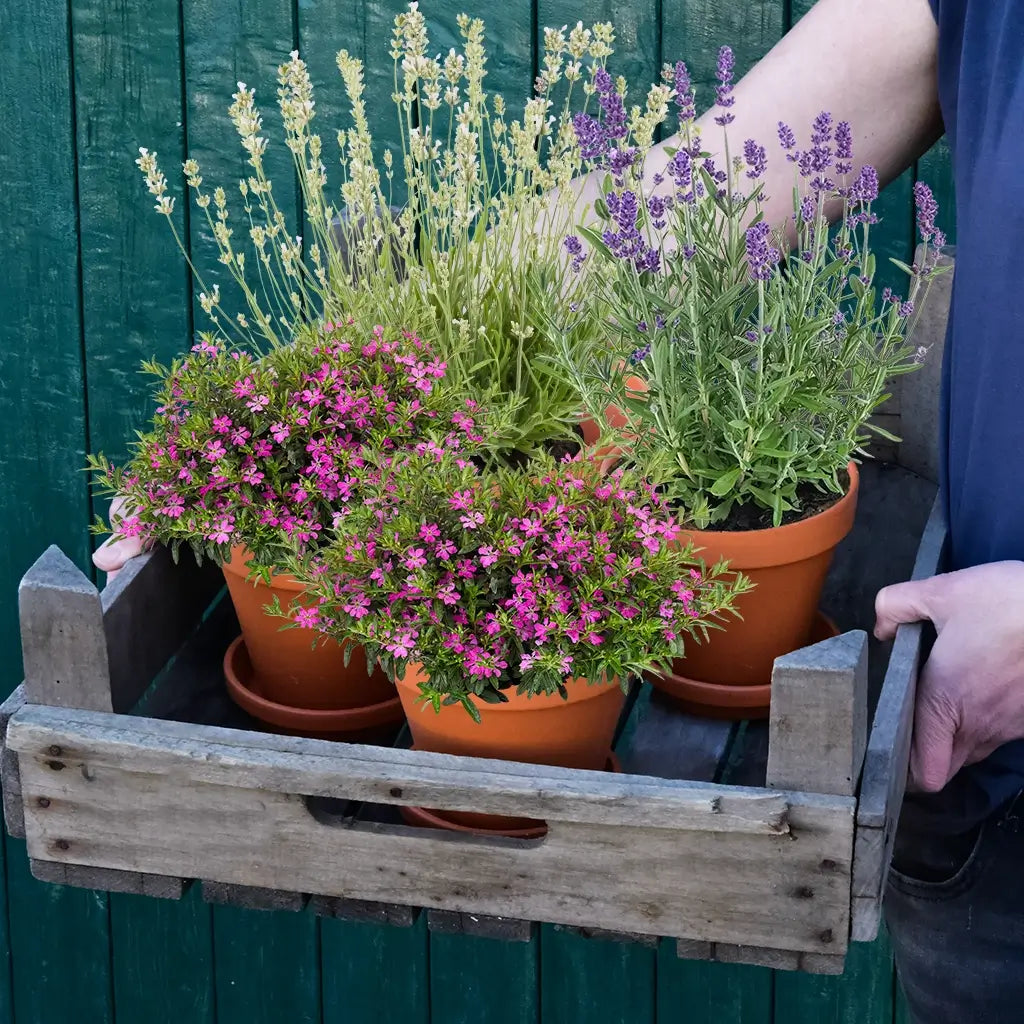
top-left (835, 121), bottom-right (853, 175)
top-left (594, 67), bottom-right (627, 142)
top-left (744, 221), bottom-right (779, 282)
top-left (913, 181), bottom-right (940, 241)
top-left (899, 300), bottom-right (915, 318)
top-left (811, 111), bottom-right (833, 146)
top-left (777, 121), bottom-right (797, 152)
top-left (714, 46), bottom-right (736, 126)
top-left (743, 139), bottom-right (767, 180)
top-left (573, 111), bottom-right (607, 162)
top-left (674, 61), bottom-right (696, 122)
top-left (563, 235), bottom-right (586, 273)
top-left (850, 165), bottom-right (879, 203)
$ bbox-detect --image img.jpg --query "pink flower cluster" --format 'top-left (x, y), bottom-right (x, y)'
top-left (298, 448), bottom-right (738, 708)
top-left (96, 324), bottom-right (483, 569)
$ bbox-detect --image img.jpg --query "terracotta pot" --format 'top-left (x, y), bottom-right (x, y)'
top-left (650, 463), bottom-right (860, 719)
top-left (221, 545), bottom-right (397, 713)
top-left (396, 663), bottom-right (626, 832)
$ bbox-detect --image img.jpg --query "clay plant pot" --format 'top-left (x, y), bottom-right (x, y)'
top-left (396, 663), bottom-right (626, 834)
top-left (578, 372), bottom-right (648, 471)
top-left (221, 546), bottom-right (402, 736)
top-left (649, 463), bottom-right (860, 720)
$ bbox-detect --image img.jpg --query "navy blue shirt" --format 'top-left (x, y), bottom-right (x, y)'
top-left (929, 0), bottom-right (1024, 821)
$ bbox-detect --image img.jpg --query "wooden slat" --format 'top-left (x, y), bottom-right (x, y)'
top-left (201, 881), bottom-right (307, 913)
top-left (14, 713), bottom-right (854, 953)
top-left (850, 496), bottom-right (948, 941)
top-left (29, 860), bottom-right (185, 900)
top-left (309, 895), bottom-right (419, 928)
top-left (766, 630), bottom-right (868, 797)
top-left (9, 706), bottom-right (804, 834)
top-left (19, 546), bottom-right (112, 712)
top-left (100, 547), bottom-right (223, 714)
top-left (427, 910), bottom-right (536, 943)
top-left (0, 685), bottom-right (26, 838)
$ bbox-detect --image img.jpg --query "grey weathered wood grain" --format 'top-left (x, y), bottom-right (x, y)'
top-left (201, 880), bottom-right (307, 912)
top-left (1, 685), bottom-right (26, 838)
top-left (308, 895), bottom-right (419, 927)
top-left (29, 859), bottom-right (185, 899)
top-left (14, 708), bottom-right (854, 953)
top-left (19, 546), bottom-right (111, 711)
top-left (100, 545), bottom-right (223, 713)
top-left (850, 495), bottom-right (948, 940)
top-left (674, 939), bottom-right (844, 975)
top-left (766, 630), bottom-right (868, 797)
top-left (9, 706), bottom-right (803, 835)
top-left (427, 910), bottom-right (536, 942)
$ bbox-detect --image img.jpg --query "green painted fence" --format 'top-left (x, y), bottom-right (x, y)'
top-left (0, 0), bottom-right (953, 1021)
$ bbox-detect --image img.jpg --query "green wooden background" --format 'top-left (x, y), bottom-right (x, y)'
top-left (0, 0), bottom-right (953, 1021)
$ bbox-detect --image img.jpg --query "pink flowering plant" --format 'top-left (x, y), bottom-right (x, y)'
top-left (288, 450), bottom-right (747, 718)
top-left (558, 48), bottom-right (949, 528)
top-left (87, 324), bottom-right (486, 573)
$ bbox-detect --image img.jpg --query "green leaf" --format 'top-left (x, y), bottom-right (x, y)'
top-left (710, 467), bottom-right (742, 497)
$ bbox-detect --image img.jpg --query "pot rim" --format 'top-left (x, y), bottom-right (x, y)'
top-left (396, 663), bottom-right (621, 713)
top-left (675, 461), bottom-right (860, 570)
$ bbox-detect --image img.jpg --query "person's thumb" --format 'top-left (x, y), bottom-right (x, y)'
top-left (874, 577), bottom-right (939, 641)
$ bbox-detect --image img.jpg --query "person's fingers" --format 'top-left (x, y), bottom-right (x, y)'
top-left (874, 577), bottom-right (937, 641)
top-left (92, 533), bottom-right (145, 574)
top-left (908, 661), bottom-right (959, 793)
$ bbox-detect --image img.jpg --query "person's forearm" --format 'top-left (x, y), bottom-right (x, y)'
top-left (571, 0), bottom-right (942, 237)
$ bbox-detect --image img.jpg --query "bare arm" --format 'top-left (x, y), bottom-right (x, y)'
top-left (572, 0), bottom-right (942, 232)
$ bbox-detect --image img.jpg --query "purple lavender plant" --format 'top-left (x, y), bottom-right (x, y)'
top-left (713, 46), bottom-right (736, 126)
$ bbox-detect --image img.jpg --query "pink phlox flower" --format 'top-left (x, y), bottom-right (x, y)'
top-left (456, 558), bottom-right (477, 579)
top-left (294, 605), bottom-right (322, 629)
top-left (658, 600), bottom-right (676, 619)
top-left (246, 395), bottom-right (270, 413)
top-left (270, 422), bottom-right (290, 443)
top-left (519, 652), bottom-right (539, 672)
top-left (435, 539), bottom-right (457, 561)
top-left (403, 548), bottom-right (427, 570)
top-left (449, 489), bottom-right (475, 511)
top-left (459, 510), bottom-right (484, 530)
top-left (231, 427), bottom-right (251, 446)
top-left (204, 440), bottom-right (226, 462)
top-left (212, 415), bottom-right (232, 435)
top-left (342, 592), bottom-right (371, 619)
top-left (587, 633), bottom-right (604, 645)
top-left (252, 440), bottom-right (273, 458)
top-left (418, 523), bottom-right (441, 544)
top-left (478, 545), bottom-right (499, 568)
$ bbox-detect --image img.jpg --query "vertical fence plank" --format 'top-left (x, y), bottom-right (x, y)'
top-left (774, 931), bottom-right (895, 1024)
top-left (110, 889), bottom-right (215, 1023)
top-left (213, 906), bottom-right (322, 1024)
top-left (180, 4), bottom-right (324, 1019)
top-left (658, 943), bottom-right (773, 1024)
top-left (430, 932), bottom-right (539, 1024)
top-left (321, 915), bottom-right (429, 1024)
top-left (0, 0), bottom-right (112, 1018)
top-left (540, 926), bottom-right (655, 1024)
top-left (70, 0), bottom-right (219, 1017)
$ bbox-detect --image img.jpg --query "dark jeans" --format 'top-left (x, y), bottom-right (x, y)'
top-left (885, 787), bottom-right (1024, 1023)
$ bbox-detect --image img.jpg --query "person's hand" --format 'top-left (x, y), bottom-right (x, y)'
top-left (91, 496), bottom-right (148, 582)
top-left (874, 561), bottom-right (1024, 793)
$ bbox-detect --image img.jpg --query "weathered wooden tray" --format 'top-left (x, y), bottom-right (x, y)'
top-left (0, 457), bottom-right (943, 976)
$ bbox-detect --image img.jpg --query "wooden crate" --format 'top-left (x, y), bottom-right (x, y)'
top-left (0, 256), bottom-right (954, 976)
top-left (0, 460), bottom-right (942, 976)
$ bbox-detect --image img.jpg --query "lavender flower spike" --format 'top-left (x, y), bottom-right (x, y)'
top-left (744, 221), bottom-right (779, 282)
top-left (777, 121), bottom-right (797, 152)
top-left (714, 46), bottom-right (736, 126)
top-left (835, 120), bottom-right (853, 175)
top-left (850, 164), bottom-right (879, 203)
top-left (674, 61), bottom-right (696, 122)
top-left (913, 181), bottom-right (939, 241)
top-left (743, 139), bottom-right (767, 180)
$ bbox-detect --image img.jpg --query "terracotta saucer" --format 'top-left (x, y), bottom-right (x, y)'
top-left (400, 752), bottom-right (622, 840)
top-left (651, 611), bottom-right (840, 721)
top-left (223, 635), bottom-right (404, 741)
